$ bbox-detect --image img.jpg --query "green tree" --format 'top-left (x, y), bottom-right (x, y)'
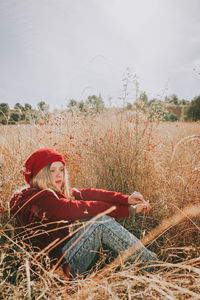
top-left (68, 99), bottom-right (77, 107)
top-left (78, 101), bottom-right (85, 112)
top-left (67, 99), bottom-right (78, 114)
top-left (0, 119), bottom-right (7, 125)
top-left (37, 101), bottom-right (49, 112)
top-left (185, 95), bottom-right (200, 121)
top-left (0, 103), bottom-right (10, 114)
top-left (165, 94), bottom-right (179, 105)
top-left (24, 103), bottom-right (32, 111)
top-left (0, 103), bottom-right (10, 124)
top-left (14, 103), bottom-right (24, 112)
top-left (68, 99), bottom-right (77, 109)
top-left (179, 99), bottom-right (189, 105)
top-left (171, 94), bottom-right (179, 105)
top-left (86, 94), bottom-right (104, 113)
top-left (10, 112), bottom-right (20, 122)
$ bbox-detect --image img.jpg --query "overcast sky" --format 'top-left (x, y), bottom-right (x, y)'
top-left (0, 0), bottom-right (200, 110)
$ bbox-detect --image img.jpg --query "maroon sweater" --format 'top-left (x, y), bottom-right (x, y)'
top-left (10, 187), bottom-right (130, 263)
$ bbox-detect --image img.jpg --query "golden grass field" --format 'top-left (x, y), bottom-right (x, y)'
top-left (0, 109), bottom-right (200, 299)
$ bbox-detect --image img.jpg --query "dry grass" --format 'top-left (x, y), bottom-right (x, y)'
top-left (0, 109), bottom-right (200, 299)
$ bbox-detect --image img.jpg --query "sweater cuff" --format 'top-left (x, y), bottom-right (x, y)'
top-left (123, 195), bottom-right (129, 205)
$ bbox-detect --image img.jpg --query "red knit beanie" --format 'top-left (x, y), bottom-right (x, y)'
top-left (23, 148), bottom-right (65, 184)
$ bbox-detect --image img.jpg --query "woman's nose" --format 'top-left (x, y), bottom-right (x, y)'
top-left (56, 171), bottom-right (61, 178)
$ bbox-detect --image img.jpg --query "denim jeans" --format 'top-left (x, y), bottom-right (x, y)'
top-left (62, 215), bottom-right (157, 277)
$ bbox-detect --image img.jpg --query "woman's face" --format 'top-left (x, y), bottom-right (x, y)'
top-left (50, 161), bottom-right (64, 189)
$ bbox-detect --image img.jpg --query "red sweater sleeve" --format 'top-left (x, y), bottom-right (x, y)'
top-left (72, 188), bottom-right (129, 205)
top-left (37, 191), bottom-right (129, 222)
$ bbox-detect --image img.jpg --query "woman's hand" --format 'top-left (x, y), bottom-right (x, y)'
top-left (128, 191), bottom-right (146, 205)
top-left (128, 192), bottom-right (151, 218)
top-left (135, 202), bottom-right (151, 213)
top-left (128, 202), bottom-right (151, 218)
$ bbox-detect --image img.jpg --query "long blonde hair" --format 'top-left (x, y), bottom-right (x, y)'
top-left (31, 164), bottom-right (71, 198)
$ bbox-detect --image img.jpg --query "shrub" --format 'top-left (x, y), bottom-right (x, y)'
top-left (185, 95), bottom-right (200, 121)
top-left (10, 112), bottom-right (20, 122)
top-left (0, 118), bottom-right (7, 125)
top-left (164, 112), bottom-right (179, 122)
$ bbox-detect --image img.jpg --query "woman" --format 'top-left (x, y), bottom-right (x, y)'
top-left (10, 148), bottom-right (157, 278)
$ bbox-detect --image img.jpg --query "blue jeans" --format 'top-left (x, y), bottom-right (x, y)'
top-left (62, 216), bottom-right (157, 277)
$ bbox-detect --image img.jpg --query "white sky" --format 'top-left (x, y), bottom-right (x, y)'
top-left (0, 0), bottom-right (200, 109)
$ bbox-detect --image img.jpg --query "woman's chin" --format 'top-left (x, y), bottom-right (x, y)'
top-left (54, 182), bottom-right (63, 190)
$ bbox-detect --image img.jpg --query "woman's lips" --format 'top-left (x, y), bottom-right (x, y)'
top-left (55, 180), bottom-right (62, 184)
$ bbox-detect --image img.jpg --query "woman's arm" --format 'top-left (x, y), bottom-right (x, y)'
top-left (71, 188), bottom-right (129, 205)
top-left (37, 191), bottom-right (130, 222)
top-left (72, 188), bottom-right (149, 207)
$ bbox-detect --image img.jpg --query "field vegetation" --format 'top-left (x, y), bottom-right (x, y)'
top-left (0, 106), bottom-right (200, 299)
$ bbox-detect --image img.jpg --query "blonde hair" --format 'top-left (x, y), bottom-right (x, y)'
top-left (31, 164), bottom-right (71, 198)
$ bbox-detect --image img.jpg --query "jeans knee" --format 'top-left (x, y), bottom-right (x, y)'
top-left (95, 215), bottom-right (114, 223)
top-left (84, 215), bottom-right (113, 233)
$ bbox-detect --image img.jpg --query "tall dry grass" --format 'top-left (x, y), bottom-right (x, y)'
top-left (0, 109), bottom-right (200, 299)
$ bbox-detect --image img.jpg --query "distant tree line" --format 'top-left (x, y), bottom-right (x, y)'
top-left (126, 92), bottom-right (200, 122)
top-left (67, 94), bottom-right (105, 115)
top-left (0, 101), bottom-right (49, 125)
top-left (0, 93), bottom-right (200, 125)
top-left (0, 96), bottom-right (104, 125)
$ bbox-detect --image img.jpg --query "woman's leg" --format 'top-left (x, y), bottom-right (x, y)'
top-left (62, 215), bottom-right (157, 277)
